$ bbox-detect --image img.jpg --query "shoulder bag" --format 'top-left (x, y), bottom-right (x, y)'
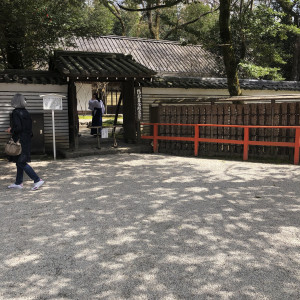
top-left (4, 138), bottom-right (22, 156)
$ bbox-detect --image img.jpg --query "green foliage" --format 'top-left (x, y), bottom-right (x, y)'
top-left (86, 2), bottom-right (115, 36)
top-left (239, 62), bottom-right (285, 81)
top-left (102, 118), bottom-right (123, 126)
top-left (245, 5), bottom-right (299, 62)
top-left (1, 0), bottom-right (300, 84)
top-left (231, 3), bottom-right (300, 80)
top-left (179, 2), bottom-right (218, 45)
top-left (148, 2), bottom-right (219, 44)
top-left (156, 6), bottom-right (179, 40)
top-left (112, 0), bottom-right (141, 36)
top-left (0, 0), bottom-right (112, 69)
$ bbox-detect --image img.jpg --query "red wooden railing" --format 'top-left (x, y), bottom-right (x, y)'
top-left (141, 123), bottom-right (300, 165)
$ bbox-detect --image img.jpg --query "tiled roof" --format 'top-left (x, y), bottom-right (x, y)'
top-left (68, 36), bottom-right (223, 77)
top-left (140, 76), bottom-right (300, 91)
top-left (50, 50), bottom-right (156, 79)
top-left (0, 70), bottom-right (66, 85)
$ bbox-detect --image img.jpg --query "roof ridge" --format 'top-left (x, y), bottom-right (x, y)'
top-left (54, 50), bottom-right (127, 58)
top-left (78, 35), bottom-right (204, 47)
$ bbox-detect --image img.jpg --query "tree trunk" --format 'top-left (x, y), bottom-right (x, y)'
top-left (146, 2), bottom-right (160, 40)
top-left (147, 9), bottom-right (156, 39)
top-left (103, 1), bottom-right (126, 36)
top-left (291, 35), bottom-right (300, 81)
top-left (4, 28), bottom-right (24, 69)
top-left (6, 42), bottom-right (24, 69)
top-left (219, 0), bottom-right (242, 96)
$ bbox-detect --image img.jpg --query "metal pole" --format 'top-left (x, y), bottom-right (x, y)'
top-left (52, 109), bottom-right (56, 160)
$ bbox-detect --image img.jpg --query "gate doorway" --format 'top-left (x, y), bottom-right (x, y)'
top-left (50, 50), bottom-right (156, 150)
top-left (76, 82), bottom-right (123, 116)
top-left (75, 81), bottom-right (123, 149)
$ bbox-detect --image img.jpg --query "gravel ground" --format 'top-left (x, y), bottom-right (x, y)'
top-left (0, 153), bottom-right (299, 300)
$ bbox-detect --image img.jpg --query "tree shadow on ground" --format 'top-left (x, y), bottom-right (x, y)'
top-left (0, 154), bottom-right (299, 299)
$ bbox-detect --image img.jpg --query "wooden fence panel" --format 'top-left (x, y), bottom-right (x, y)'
top-left (158, 106), bottom-right (166, 152)
top-left (161, 105), bottom-right (167, 150)
top-left (187, 106), bottom-right (194, 155)
top-left (211, 105), bottom-right (218, 154)
top-left (169, 106), bottom-right (177, 153)
top-left (257, 104), bottom-right (265, 156)
top-left (198, 105), bottom-right (206, 154)
top-left (181, 106), bottom-right (187, 154)
top-left (156, 101), bottom-right (300, 162)
top-left (216, 105), bottom-right (223, 153)
top-left (287, 103), bottom-right (296, 158)
top-left (222, 104), bottom-right (230, 154)
top-left (204, 105), bottom-right (212, 154)
top-left (296, 103), bottom-right (300, 126)
top-left (265, 104), bottom-right (272, 141)
top-left (236, 104), bottom-right (244, 154)
top-left (279, 103), bottom-right (288, 156)
top-left (288, 103), bottom-right (296, 141)
top-left (225, 105), bottom-right (230, 154)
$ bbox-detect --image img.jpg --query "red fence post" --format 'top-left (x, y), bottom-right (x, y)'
top-left (243, 127), bottom-right (249, 161)
top-left (294, 128), bottom-right (300, 165)
top-left (194, 124), bottom-right (199, 156)
top-left (140, 123), bottom-right (300, 165)
top-left (153, 123), bottom-right (158, 153)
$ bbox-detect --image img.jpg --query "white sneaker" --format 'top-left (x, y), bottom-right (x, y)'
top-left (31, 180), bottom-right (44, 191)
top-left (8, 183), bottom-right (23, 189)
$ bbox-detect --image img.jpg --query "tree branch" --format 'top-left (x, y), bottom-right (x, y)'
top-left (276, 0), bottom-right (298, 20)
top-left (163, 7), bottom-right (219, 39)
top-left (118, 0), bottom-right (183, 12)
top-left (102, 0), bottom-right (126, 35)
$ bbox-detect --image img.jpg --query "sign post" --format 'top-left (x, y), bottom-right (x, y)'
top-left (40, 94), bottom-right (64, 160)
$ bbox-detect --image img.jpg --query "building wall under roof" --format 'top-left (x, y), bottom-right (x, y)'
top-left (0, 83), bottom-right (69, 153)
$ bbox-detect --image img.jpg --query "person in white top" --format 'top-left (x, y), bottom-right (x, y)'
top-left (88, 92), bottom-right (105, 135)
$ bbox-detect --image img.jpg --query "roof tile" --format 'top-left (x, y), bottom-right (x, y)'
top-left (50, 50), bottom-right (156, 79)
top-left (68, 36), bottom-right (223, 77)
top-left (140, 77), bottom-right (300, 91)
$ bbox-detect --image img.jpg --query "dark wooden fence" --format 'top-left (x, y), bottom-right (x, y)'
top-left (152, 101), bottom-right (300, 162)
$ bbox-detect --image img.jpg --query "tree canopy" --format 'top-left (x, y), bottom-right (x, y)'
top-left (0, 0), bottom-right (90, 69)
top-left (1, 0), bottom-right (300, 92)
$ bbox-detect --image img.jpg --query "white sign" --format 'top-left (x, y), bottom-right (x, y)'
top-left (42, 95), bottom-right (63, 110)
top-left (136, 87), bottom-right (142, 121)
top-left (40, 94), bottom-right (65, 160)
top-left (101, 128), bottom-right (108, 139)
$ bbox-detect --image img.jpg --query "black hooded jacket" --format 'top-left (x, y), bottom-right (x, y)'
top-left (10, 108), bottom-right (32, 163)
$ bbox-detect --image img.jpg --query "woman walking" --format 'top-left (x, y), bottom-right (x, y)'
top-left (5, 93), bottom-right (44, 191)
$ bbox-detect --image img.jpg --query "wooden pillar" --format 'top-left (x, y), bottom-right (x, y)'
top-left (68, 80), bottom-right (79, 149)
top-left (122, 80), bottom-right (136, 143)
